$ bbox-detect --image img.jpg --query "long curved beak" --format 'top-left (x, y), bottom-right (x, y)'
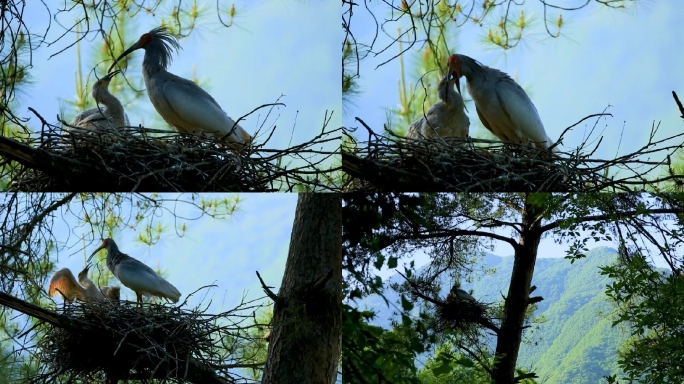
top-left (449, 70), bottom-right (462, 96)
top-left (88, 244), bottom-right (106, 262)
top-left (108, 43), bottom-right (140, 73)
top-left (442, 72), bottom-right (451, 103)
top-left (103, 69), bottom-right (122, 82)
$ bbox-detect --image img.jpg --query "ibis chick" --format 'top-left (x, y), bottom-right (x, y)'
top-left (48, 268), bottom-right (91, 304)
top-left (77, 263), bottom-right (105, 302)
top-left (48, 265), bottom-right (114, 305)
top-left (68, 70), bottom-right (130, 133)
top-left (405, 72), bottom-right (470, 142)
top-left (101, 286), bottom-right (121, 301)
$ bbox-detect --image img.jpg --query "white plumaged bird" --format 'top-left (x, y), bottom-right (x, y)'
top-left (68, 70), bottom-right (130, 133)
top-left (405, 72), bottom-right (470, 142)
top-left (108, 27), bottom-right (252, 146)
top-left (88, 238), bottom-right (181, 304)
top-left (447, 285), bottom-right (476, 302)
top-left (447, 54), bottom-right (555, 151)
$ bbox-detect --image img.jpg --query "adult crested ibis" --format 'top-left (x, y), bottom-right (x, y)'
top-left (68, 70), bottom-right (130, 132)
top-left (447, 286), bottom-right (477, 302)
top-left (447, 54), bottom-right (555, 151)
top-left (88, 238), bottom-right (181, 305)
top-left (405, 72), bottom-right (470, 142)
top-left (108, 27), bottom-right (252, 146)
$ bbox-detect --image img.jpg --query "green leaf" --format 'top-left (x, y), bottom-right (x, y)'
top-left (374, 254), bottom-right (385, 269)
top-left (431, 360), bottom-right (453, 377)
top-left (401, 295), bottom-right (414, 311)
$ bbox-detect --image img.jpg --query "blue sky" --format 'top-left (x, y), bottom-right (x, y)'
top-left (47, 193), bottom-right (297, 313)
top-left (345, 1), bottom-right (683, 162)
top-left (20, 1), bottom-right (339, 161)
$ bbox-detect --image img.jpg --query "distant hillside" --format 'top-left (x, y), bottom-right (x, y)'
top-left (354, 246), bottom-right (629, 383)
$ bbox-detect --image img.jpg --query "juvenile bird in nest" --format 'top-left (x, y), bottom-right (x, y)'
top-left (48, 264), bottom-right (120, 307)
top-left (405, 71), bottom-right (470, 144)
top-left (88, 238), bottom-right (181, 306)
top-left (67, 70), bottom-right (130, 135)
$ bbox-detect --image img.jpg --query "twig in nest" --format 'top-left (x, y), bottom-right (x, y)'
top-left (343, 113), bottom-right (684, 192)
top-left (0, 109), bottom-right (342, 192)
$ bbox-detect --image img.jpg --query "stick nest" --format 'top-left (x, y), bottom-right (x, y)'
top-left (36, 300), bottom-right (262, 383)
top-left (1, 123), bottom-right (341, 192)
top-left (343, 136), bottom-right (594, 192)
top-left (436, 298), bottom-right (492, 332)
top-left (343, 115), bottom-right (684, 192)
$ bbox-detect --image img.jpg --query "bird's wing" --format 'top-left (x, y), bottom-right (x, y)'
top-left (422, 110), bottom-right (443, 138)
top-left (48, 269), bottom-right (82, 300)
top-left (495, 76), bottom-right (550, 147)
top-left (160, 76), bottom-right (251, 144)
top-left (405, 117), bottom-right (425, 140)
top-left (78, 106), bottom-right (112, 124)
top-left (71, 108), bottom-right (100, 126)
top-left (457, 289), bottom-right (477, 302)
top-left (115, 258), bottom-right (182, 302)
top-left (475, 105), bottom-right (495, 136)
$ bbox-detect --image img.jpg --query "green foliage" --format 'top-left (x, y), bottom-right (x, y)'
top-left (389, 2), bottom-right (458, 136)
top-left (344, 193), bottom-right (684, 383)
top-left (343, 304), bottom-right (426, 384)
top-left (236, 301), bottom-right (272, 380)
top-left (601, 253), bottom-right (684, 383)
top-left (0, 192), bottom-right (246, 380)
top-left (417, 343), bottom-right (489, 384)
top-left (343, 40), bottom-right (360, 116)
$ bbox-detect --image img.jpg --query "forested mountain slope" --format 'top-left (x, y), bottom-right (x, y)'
top-left (357, 247), bottom-right (630, 383)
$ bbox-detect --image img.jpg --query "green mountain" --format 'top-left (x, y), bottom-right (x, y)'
top-left (355, 246), bottom-right (630, 383)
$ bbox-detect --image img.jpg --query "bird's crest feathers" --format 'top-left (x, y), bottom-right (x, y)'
top-left (143, 27), bottom-right (182, 72)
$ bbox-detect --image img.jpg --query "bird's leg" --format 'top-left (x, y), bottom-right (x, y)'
top-left (136, 293), bottom-right (143, 310)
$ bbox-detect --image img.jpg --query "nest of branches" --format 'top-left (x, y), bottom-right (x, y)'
top-left (436, 298), bottom-right (493, 333)
top-left (35, 299), bottom-right (264, 383)
top-left (0, 114), bottom-right (341, 192)
top-left (343, 114), bottom-right (684, 192)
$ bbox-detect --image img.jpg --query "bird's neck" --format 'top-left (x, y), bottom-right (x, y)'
top-left (142, 52), bottom-right (168, 77)
top-left (106, 252), bottom-right (122, 271)
top-left (95, 89), bottom-right (126, 127)
top-left (459, 56), bottom-right (487, 84)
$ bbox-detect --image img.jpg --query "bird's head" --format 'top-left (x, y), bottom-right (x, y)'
top-left (104, 286), bottom-right (121, 301)
top-left (91, 70), bottom-right (121, 99)
top-left (108, 27), bottom-right (181, 73)
top-left (446, 54), bottom-right (463, 96)
top-left (77, 263), bottom-right (92, 282)
top-left (88, 238), bottom-right (113, 262)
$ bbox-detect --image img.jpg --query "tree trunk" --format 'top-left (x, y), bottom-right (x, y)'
top-left (262, 194), bottom-right (342, 384)
top-left (492, 194), bottom-right (543, 384)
